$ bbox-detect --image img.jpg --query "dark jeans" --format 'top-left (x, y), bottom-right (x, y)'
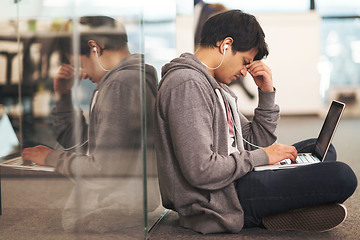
top-left (235, 138), bottom-right (358, 228)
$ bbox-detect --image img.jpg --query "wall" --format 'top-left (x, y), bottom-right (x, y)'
top-left (233, 12), bottom-right (323, 115)
top-left (176, 11), bottom-right (324, 115)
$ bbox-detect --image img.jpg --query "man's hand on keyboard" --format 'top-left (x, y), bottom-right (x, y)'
top-left (263, 143), bottom-right (298, 165)
top-left (22, 145), bottom-right (53, 166)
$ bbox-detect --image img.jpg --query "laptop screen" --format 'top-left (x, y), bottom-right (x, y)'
top-left (313, 101), bottom-right (345, 160)
top-left (0, 113), bottom-right (20, 161)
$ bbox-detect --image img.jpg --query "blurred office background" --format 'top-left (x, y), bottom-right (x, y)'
top-left (0, 0), bottom-right (359, 239)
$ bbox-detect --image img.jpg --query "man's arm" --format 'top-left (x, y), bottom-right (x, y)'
top-left (52, 64), bottom-right (88, 151)
top-left (240, 61), bottom-right (297, 162)
top-left (52, 92), bottom-right (88, 151)
top-left (240, 88), bottom-right (279, 149)
top-left (21, 64), bottom-right (88, 173)
top-left (241, 60), bottom-right (278, 148)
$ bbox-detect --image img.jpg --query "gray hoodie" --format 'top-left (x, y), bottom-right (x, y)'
top-left (154, 53), bottom-right (279, 233)
top-left (45, 53), bottom-right (157, 178)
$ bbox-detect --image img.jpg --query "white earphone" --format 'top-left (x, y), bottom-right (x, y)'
top-left (201, 44), bottom-right (228, 70)
top-left (93, 47), bottom-right (111, 72)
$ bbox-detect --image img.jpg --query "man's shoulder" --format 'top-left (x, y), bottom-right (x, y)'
top-left (160, 67), bottom-right (209, 92)
top-left (101, 67), bottom-right (140, 87)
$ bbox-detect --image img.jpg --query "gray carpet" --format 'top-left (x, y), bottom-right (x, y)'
top-left (0, 177), bottom-right (163, 240)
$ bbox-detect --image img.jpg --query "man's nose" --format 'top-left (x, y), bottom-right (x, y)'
top-left (240, 68), bottom-right (247, 77)
top-left (82, 72), bottom-right (88, 79)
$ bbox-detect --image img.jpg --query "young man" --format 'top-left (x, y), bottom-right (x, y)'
top-left (154, 10), bottom-right (357, 234)
top-left (22, 17), bottom-right (158, 232)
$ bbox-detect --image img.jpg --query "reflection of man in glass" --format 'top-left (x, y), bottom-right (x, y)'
top-left (22, 16), bottom-right (158, 233)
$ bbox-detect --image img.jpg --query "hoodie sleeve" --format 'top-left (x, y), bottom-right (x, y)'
top-left (51, 92), bottom-right (88, 152)
top-left (240, 88), bottom-right (280, 151)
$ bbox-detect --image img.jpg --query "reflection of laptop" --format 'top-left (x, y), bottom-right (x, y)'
top-left (0, 113), bottom-right (55, 172)
top-left (254, 100), bottom-right (345, 171)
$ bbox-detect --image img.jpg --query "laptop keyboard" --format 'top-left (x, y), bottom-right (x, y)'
top-left (2, 156), bottom-right (35, 166)
top-left (296, 155), bottom-right (319, 163)
top-left (1, 156), bottom-right (55, 172)
top-left (3, 156), bottom-right (23, 165)
top-left (279, 154), bottom-right (320, 165)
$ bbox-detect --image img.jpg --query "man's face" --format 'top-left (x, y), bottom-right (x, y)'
top-left (67, 53), bottom-right (104, 84)
top-left (80, 54), bottom-right (104, 84)
top-left (214, 47), bottom-right (258, 85)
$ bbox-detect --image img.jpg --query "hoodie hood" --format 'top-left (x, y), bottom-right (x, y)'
top-left (160, 53), bottom-right (236, 99)
top-left (97, 53), bottom-right (157, 97)
top-left (160, 53), bottom-right (220, 90)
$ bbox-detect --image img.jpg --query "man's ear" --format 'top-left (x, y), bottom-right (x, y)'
top-left (88, 40), bottom-right (101, 55)
top-left (222, 37), bottom-right (233, 53)
top-left (218, 37), bottom-right (233, 54)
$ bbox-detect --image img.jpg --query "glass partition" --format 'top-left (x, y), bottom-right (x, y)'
top-left (0, 0), bottom-right (174, 239)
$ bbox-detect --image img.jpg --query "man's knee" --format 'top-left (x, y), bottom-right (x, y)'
top-left (328, 162), bottom-right (357, 200)
top-left (324, 143), bottom-right (337, 162)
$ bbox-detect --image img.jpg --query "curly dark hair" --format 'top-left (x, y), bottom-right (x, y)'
top-left (58, 16), bottom-right (128, 58)
top-left (199, 10), bottom-right (269, 60)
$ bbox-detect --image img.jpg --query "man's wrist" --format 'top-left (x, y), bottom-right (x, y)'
top-left (258, 87), bottom-right (277, 109)
top-left (260, 86), bottom-right (275, 92)
top-left (54, 91), bottom-right (74, 111)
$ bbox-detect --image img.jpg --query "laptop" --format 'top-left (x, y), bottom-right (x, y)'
top-left (0, 112), bottom-right (55, 172)
top-left (254, 100), bottom-right (345, 171)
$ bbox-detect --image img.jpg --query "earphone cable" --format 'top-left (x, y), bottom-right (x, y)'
top-left (55, 139), bottom-right (89, 151)
top-left (94, 48), bottom-right (111, 72)
top-left (223, 94), bottom-right (276, 149)
top-left (201, 45), bottom-right (228, 70)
